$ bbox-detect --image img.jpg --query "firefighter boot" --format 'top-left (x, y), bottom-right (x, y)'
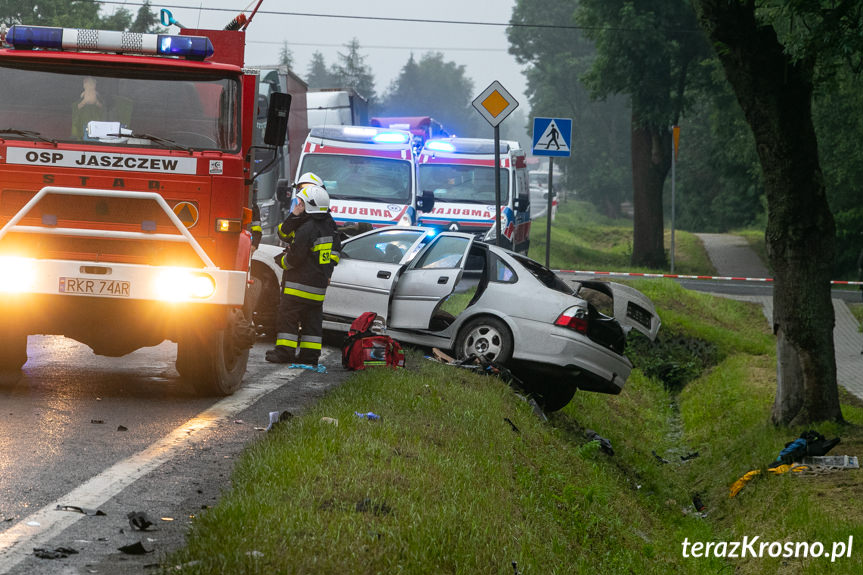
top-left (265, 346), bottom-right (296, 364)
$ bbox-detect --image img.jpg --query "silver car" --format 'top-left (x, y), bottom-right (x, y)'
top-left (251, 226), bottom-right (660, 410)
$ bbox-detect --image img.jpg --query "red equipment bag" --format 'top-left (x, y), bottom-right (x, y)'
top-left (342, 312), bottom-right (406, 370)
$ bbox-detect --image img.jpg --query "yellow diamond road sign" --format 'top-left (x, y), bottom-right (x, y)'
top-left (472, 81), bottom-right (519, 127)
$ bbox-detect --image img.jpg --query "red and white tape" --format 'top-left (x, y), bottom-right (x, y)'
top-left (555, 269), bottom-right (863, 286)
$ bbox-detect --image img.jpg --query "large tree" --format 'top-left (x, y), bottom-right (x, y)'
top-left (575, 0), bottom-right (711, 268)
top-left (0, 0), bottom-right (102, 27)
top-left (380, 52), bottom-right (479, 136)
top-left (693, 0), bottom-right (859, 425)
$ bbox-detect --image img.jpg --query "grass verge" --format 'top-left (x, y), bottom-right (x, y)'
top-left (165, 278), bottom-right (862, 574)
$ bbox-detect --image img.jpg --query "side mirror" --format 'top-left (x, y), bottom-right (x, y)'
top-left (276, 178), bottom-right (292, 206)
top-left (264, 92), bottom-right (291, 147)
top-left (417, 189), bottom-right (436, 213)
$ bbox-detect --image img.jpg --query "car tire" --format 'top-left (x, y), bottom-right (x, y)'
top-left (0, 329), bottom-right (27, 373)
top-left (455, 316), bottom-right (513, 364)
top-left (531, 381), bottom-right (576, 412)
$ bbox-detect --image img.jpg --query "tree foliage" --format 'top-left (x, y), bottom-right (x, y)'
top-left (0, 0), bottom-right (161, 32)
top-left (331, 38), bottom-right (376, 105)
top-left (305, 51), bottom-right (338, 92)
top-left (508, 0), bottom-right (631, 217)
top-left (379, 52), bottom-right (480, 136)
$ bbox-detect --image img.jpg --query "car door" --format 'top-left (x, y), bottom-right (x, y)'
top-left (388, 232), bottom-right (474, 330)
top-left (324, 228), bottom-right (427, 321)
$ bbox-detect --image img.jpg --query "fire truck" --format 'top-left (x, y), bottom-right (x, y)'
top-left (0, 20), bottom-right (288, 394)
top-left (291, 125), bottom-right (435, 232)
top-left (417, 137), bottom-right (532, 253)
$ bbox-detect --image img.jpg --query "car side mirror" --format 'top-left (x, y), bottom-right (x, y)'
top-left (264, 92), bottom-right (291, 147)
top-left (417, 189), bottom-right (436, 213)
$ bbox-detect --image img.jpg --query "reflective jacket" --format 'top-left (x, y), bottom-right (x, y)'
top-left (277, 213), bottom-right (341, 301)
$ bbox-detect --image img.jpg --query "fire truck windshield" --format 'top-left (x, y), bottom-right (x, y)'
top-left (418, 164), bottom-right (510, 204)
top-left (0, 63), bottom-right (239, 151)
top-left (299, 154), bottom-right (412, 204)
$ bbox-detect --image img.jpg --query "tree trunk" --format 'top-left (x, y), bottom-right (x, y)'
top-left (696, 0), bottom-right (842, 425)
top-left (631, 114), bottom-right (670, 268)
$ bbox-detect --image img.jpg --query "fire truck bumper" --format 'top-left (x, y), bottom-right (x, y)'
top-left (0, 257), bottom-right (247, 306)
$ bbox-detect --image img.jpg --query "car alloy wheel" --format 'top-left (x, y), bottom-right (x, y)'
top-left (456, 316), bottom-right (513, 364)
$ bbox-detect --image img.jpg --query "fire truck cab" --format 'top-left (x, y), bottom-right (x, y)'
top-left (417, 137), bottom-right (531, 254)
top-left (290, 125), bottom-right (435, 233)
top-left (0, 23), bottom-right (288, 394)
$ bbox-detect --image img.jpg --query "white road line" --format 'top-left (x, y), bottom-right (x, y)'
top-left (0, 359), bottom-right (318, 574)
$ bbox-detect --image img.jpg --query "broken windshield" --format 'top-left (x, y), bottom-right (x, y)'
top-left (0, 63), bottom-right (239, 151)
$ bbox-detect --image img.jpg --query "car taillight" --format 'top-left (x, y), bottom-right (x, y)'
top-left (555, 305), bottom-right (588, 333)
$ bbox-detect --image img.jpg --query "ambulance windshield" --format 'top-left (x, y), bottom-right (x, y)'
top-left (418, 164), bottom-right (510, 204)
top-left (0, 63), bottom-right (239, 151)
top-left (299, 154), bottom-right (413, 204)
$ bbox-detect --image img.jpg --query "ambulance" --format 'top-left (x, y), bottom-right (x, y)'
top-left (417, 137), bottom-right (532, 254)
top-left (292, 125), bottom-right (435, 232)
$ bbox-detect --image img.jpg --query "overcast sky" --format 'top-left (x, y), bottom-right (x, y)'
top-left (105, 0), bottom-right (529, 104)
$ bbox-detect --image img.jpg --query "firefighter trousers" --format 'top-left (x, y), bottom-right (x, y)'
top-left (275, 293), bottom-right (324, 365)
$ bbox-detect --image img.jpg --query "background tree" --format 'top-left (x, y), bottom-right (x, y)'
top-left (331, 38), bottom-right (376, 105)
top-left (508, 0), bottom-right (632, 217)
top-left (575, 0), bottom-right (712, 268)
top-left (693, 0), bottom-right (862, 425)
top-left (305, 51), bottom-right (337, 91)
top-left (128, 0), bottom-right (162, 33)
top-left (278, 40), bottom-right (294, 70)
top-left (379, 52), bottom-right (480, 136)
top-left (0, 0), bottom-right (102, 27)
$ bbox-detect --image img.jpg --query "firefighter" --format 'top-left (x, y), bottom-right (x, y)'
top-left (265, 183), bottom-right (340, 365)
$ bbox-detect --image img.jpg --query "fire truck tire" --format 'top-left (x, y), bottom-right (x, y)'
top-left (176, 310), bottom-right (249, 396)
top-left (0, 331), bottom-right (27, 373)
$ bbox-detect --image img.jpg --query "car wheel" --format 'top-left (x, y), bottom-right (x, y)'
top-left (0, 329), bottom-right (27, 373)
top-left (455, 316), bottom-right (513, 364)
top-left (531, 382), bottom-right (576, 412)
top-left (176, 309), bottom-right (250, 396)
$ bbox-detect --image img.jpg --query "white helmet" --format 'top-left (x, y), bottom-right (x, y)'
top-left (296, 184), bottom-right (330, 214)
top-left (295, 172), bottom-right (325, 190)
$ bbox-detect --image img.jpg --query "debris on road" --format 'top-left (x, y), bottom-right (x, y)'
top-left (585, 429), bottom-right (614, 456)
top-left (320, 417), bottom-right (339, 426)
top-left (33, 546), bottom-right (78, 559)
top-left (55, 504), bottom-right (106, 516)
top-left (127, 511), bottom-right (155, 531)
top-left (118, 541), bottom-right (153, 555)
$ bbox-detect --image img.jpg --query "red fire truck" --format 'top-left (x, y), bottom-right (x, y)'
top-left (0, 21), bottom-right (288, 394)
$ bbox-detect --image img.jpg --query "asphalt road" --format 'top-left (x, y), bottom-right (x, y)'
top-left (0, 335), bottom-right (350, 574)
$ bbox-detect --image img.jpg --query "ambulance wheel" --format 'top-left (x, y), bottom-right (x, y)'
top-left (0, 330), bottom-right (27, 373)
top-left (176, 311), bottom-right (249, 396)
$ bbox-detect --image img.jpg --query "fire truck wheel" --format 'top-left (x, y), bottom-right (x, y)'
top-left (0, 331), bottom-right (27, 373)
top-left (176, 310), bottom-right (249, 396)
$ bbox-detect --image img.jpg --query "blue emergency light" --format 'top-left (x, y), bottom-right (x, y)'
top-left (372, 132), bottom-right (409, 144)
top-left (4, 25), bottom-right (214, 60)
top-left (425, 141), bottom-right (456, 153)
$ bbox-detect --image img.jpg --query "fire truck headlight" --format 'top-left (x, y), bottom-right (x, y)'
top-left (0, 257), bottom-right (36, 293)
top-left (155, 269), bottom-right (216, 301)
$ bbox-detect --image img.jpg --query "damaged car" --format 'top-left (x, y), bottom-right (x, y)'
top-left (251, 226), bottom-right (660, 410)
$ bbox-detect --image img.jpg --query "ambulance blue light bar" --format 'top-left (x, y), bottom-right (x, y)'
top-left (372, 131), bottom-right (409, 144)
top-left (4, 25), bottom-right (214, 60)
top-left (425, 141), bottom-right (456, 153)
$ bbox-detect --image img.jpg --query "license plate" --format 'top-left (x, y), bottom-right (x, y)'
top-left (59, 277), bottom-right (131, 298)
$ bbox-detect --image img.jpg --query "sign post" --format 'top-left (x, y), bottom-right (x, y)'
top-left (532, 117), bottom-right (572, 267)
top-left (671, 125), bottom-right (680, 273)
top-left (472, 81), bottom-right (519, 247)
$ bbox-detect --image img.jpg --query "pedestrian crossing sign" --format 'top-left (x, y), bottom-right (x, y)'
top-left (532, 117), bottom-right (572, 157)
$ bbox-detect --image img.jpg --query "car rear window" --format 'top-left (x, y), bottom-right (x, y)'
top-left (512, 254), bottom-right (574, 295)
